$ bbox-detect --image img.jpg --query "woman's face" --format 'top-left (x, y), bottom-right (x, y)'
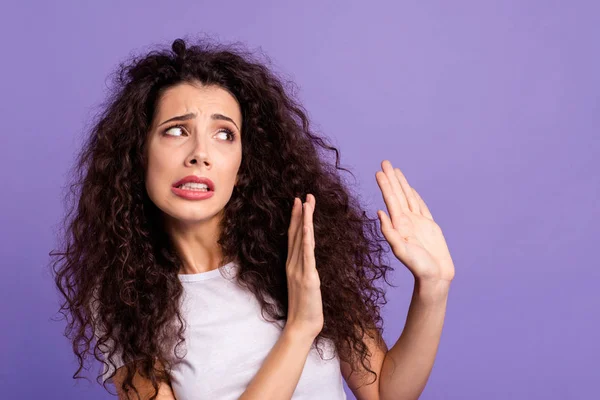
top-left (144, 81), bottom-right (242, 226)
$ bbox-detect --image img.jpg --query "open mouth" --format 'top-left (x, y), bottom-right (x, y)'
top-left (175, 184), bottom-right (211, 192)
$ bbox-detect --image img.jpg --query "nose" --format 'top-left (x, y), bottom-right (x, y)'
top-left (185, 135), bottom-right (210, 167)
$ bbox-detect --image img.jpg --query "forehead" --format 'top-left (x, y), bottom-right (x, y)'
top-left (153, 82), bottom-right (242, 125)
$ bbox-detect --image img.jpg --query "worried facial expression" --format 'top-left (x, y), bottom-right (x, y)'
top-left (144, 81), bottom-right (243, 225)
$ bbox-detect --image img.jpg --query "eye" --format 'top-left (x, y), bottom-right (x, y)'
top-left (162, 125), bottom-right (236, 141)
top-left (163, 124), bottom-right (187, 137)
top-left (216, 128), bottom-right (237, 142)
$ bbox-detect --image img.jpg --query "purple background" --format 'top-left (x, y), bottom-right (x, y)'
top-left (1, 1), bottom-right (598, 399)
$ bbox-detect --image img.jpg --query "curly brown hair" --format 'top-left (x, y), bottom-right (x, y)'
top-left (49, 35), bottom-right (395, 400)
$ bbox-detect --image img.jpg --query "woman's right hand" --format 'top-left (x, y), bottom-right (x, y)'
top-left (284, 194), bottom-right (324, 340)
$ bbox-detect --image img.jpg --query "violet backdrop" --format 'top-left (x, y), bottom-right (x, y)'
top-left (0, 0), bottom-right (598, 399)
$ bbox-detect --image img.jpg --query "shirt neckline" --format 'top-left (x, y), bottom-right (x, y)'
top-left (177, 261), bottom-right (235, 282)
top-left (177, 261), bottom-right (237, 282)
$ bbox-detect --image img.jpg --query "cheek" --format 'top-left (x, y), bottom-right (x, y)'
top-left (144, 157), bottom-right (171, 194)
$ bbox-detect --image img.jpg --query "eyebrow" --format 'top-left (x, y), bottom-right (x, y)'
top-left (157, 112), bottom-right (239, 131)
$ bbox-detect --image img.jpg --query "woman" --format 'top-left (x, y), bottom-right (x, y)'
top-left (51, 37), bottom-right (455, 400)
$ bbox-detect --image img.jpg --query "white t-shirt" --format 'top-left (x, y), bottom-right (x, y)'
top-left (100, 261), bottom-right (347, 399)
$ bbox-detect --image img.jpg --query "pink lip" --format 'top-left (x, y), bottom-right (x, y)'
top-left (172, 175), bottom-right (215, 190)
top-left (171, 186), bottom-right (215, 200)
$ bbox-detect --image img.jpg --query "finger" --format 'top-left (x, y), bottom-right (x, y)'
top-left (292, 205), bottom-right (305, 269)
top-left (306, 193), bottom-right (316, 224)
top-left (377, 209), bottom-right (407, 254)
top-left (394, 167), bottom-right (420, 214)
top-left (302, 199), bottom-right (316, 274)
top-left (287, 198), bottom-right (301, 255)
top-left (381, 160), bottom-right (409, 212)
top-left (290, 199), bottom-right (305, 272)
top-left (412, 188), bottom-right (434, 220)
top-left (376, 169), bottom-right (406, 231)
top-left (307, 194), bottom-right (316, 250)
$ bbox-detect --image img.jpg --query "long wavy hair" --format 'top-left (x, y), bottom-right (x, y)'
top-left (50, 35), bottom-right (395, 399)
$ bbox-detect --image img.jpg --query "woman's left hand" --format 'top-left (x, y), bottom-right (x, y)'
top-left (376, 160), bottom-right (455, 285)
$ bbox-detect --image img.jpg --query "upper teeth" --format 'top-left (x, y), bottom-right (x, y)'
top-left (179, 182), bottom-right (209, 190)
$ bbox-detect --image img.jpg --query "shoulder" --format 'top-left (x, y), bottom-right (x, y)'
top-left (112, 360), bottom-right (177, 400)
